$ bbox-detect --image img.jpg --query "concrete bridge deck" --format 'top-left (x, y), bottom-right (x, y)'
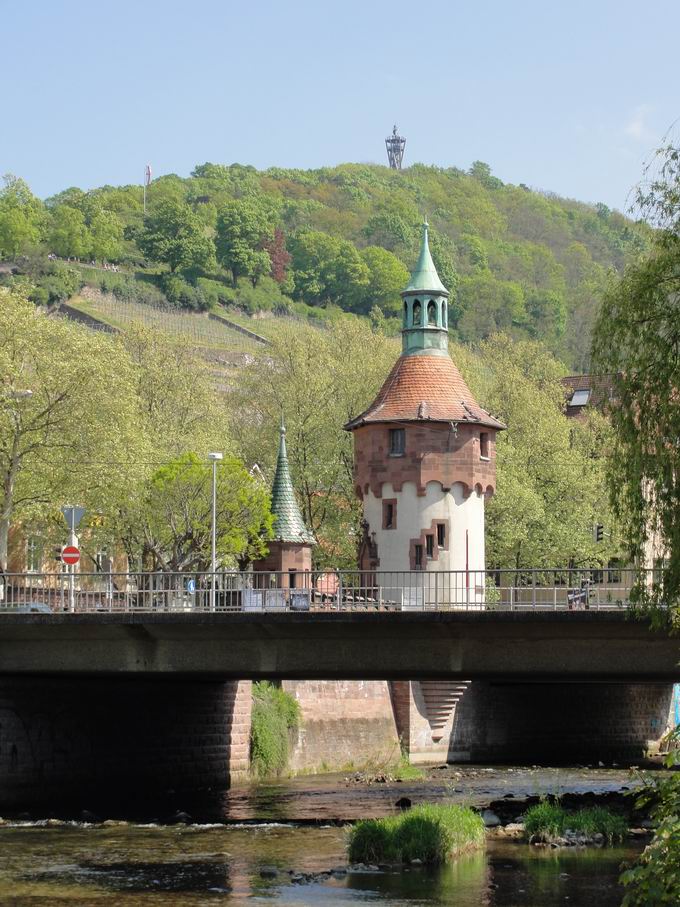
top-left (0, 610), bottom-right (677, 681)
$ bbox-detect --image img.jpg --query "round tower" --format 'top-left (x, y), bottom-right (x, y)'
top-left (346, 223), bottom-right (504, 600)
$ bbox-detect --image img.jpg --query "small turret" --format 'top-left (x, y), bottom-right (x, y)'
top-left (401, 222), bottom-right (449, 355)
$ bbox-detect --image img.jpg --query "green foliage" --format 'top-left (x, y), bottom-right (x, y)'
top-left (620, 738), bottom-right (680, 905)
top-left (138, 200), bottom-right (215, 272)
top-left (347, 804), bottom-right (485, 865)
top-left (215, 198), bottom-right (275, 287)
top-left (0, 174), bottom-right (44, 258)
top-left (160, 273), bottom-right (209, 311)
top-left (49, 205), bottom-right (89, 258)
top-left (250, 682), bottom-right (301, 778)
top-left (288, 230), bottom-right (370, 311)
top-left (524, 801), bottom-right (626, 843)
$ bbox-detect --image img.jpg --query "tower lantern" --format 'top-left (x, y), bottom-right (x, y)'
top-left (385, 125), bottom-right (406, 170)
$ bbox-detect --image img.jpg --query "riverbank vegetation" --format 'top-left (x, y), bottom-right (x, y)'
top-left (347, 804), bottom-right (484, 865)
top-left (523, 800), bottom-right (627, 844)
top-left (250, 682), bottom-right (301, 778)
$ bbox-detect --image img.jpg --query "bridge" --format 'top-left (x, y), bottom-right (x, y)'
top-left (0, 569), bottom-right (677, 809)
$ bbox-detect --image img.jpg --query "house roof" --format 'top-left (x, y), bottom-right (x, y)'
top-left (270, 423), bottom-right (315, 545)
top-left (561, 374), bottom-right (618, 419)
top-left (345, 353), bottom-right (505, 430)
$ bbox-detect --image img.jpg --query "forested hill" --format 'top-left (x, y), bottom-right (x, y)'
top-left (0, 162), bottom-right (650, 369)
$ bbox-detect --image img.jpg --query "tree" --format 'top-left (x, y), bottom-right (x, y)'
top-left (48, 205), bottom-right (90, 258)
top-left (454, 334), bottom-right (618, 570)
top-left (215, 199), bottom-right (274, 286)
top-left (89, 209), bottom-right (123, 261)
top-left (592, 142), bottom-right (680, 613)
top-left (288, 231), bottom-right (370, 310)
top-left (0, 175), bottom-right (44, 258)
top-left (126, 452), bottom-right (273, 572)
top-left (0, 288), bottom-right (146, 570)
top-left (230, 319), bottom-right (398, 566)
top-left (137, 200), bottom-right (215, 272)
top-left (360, 246), bottom-right (410, 316)
top-left (265, 229), bottom-right (292, 284)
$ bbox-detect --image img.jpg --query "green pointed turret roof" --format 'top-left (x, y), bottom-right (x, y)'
top-left (403, 221), bottom-right (449, 296)
top-left (270, 422), bottom-right (315, 545)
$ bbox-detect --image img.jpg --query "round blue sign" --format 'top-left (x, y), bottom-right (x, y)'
top-left (187, 579), bottom-right (196, 594)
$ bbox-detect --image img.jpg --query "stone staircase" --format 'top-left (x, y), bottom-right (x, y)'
top-left (419, 681), bottom-right (470, 741)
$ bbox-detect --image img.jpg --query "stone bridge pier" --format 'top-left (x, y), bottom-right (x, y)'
top-left (0, 676), bottom-right (251, 810)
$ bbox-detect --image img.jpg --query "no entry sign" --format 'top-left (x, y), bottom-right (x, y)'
top-left (61, 545), bottom-right (80, 566)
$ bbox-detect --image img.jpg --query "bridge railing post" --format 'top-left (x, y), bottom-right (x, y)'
top-left (336, 570), bottom-right (342, 611)
top-left (531, 571), bottom-right (536, 610)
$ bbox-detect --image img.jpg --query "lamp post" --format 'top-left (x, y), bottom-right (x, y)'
top-left (207, 452), bottom-right (223, 611)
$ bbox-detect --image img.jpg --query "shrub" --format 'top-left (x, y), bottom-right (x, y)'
top-left (160, 274), bottom-right (209, 311)
top-left (250, 682), bottom-right (301, 779)
top-left (347, 804), bottom-right (484, 865)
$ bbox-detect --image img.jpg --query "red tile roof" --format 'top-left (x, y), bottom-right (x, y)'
top-left (345, 353), bottom-right (505, 430)
top-left (561, 374), bottom-right (619, 419)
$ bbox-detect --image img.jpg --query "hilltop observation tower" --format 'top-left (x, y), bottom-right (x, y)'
top-left (385, 125), bottom-right (406, 170)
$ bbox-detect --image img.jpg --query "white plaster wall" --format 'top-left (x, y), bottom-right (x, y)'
top-left (364, 481), bottom-right (485, 573)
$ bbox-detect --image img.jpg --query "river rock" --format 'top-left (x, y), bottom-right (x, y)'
top-left (481, 809), bottom-right (501, 827)
top-left (395, 797), bottom-right (412, 810)
top-left (502, 822), bottom-right (525, 836)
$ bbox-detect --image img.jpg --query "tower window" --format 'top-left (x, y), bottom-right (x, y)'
top-left (288, 569), bottom-right (297, 589)
top-left (437, 523), bottom-right (446, 548)
top-left (427, 300), bottom-right (436, 325)
top-left (414, 544), bottom-right (423, 568)
top-left (382, 499), bottom-right (397, 530)
top-left (426, 534), bottom-right (434, 558)
top-left (389, 428), bottom-right (405, 456)
top-left (403, 299), bottom-right (408, 325)
top-left (412, 300), bottom-right (421, 325)
top-left (480, 432), bottom-right (490, 460)
top-left (442, 300), bottom-right (448, 327)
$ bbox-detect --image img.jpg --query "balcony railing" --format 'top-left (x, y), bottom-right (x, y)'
top-left (0, 568), bottom-right (663, 614)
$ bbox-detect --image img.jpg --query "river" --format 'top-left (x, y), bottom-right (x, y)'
top-left (0, 766), bottom-right (646, 904)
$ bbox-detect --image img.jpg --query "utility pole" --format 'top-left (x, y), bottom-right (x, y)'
top-left (208, 453), bottom-right (223, 611)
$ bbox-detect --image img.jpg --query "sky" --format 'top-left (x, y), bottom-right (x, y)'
top-left (2, 0), bottom-right (678, 211)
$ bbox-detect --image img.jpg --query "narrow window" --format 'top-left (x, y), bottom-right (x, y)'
top-left (412, 300), bottom-right (421, 325)
top-left (437, 523), bottom-right (446, 548)
top-left (288, 569), bottom-right (297, 589)
top-left (383, 500), bottom-right (395, 529)
top-left (389, 428), bottom-right (405, 456)
top-left (414, 544), bottom-right (423, 568)
top-left (442, 300), bottom-right (448, 327)
top-left (403, 299), bottom-right (408, 324)
top-left (480, 432), bottom-right (490, 460)
top-left (426, 534), bottom-right (434, 559)
top-left (27, 536), bottom-right (43, 573)
top-left (427, 300), bottom-right (436, 325)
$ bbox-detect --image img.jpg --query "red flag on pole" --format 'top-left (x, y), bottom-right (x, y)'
top-left (145, 164), bottom-right (152, 186)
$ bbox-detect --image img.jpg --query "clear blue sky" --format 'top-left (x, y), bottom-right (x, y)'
top-left (2, 0), bottom-right (677, 210)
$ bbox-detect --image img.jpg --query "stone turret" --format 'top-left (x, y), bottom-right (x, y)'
top-left (252, 421), bottom-right (314, 585)
top-left (346, 222), bottom-right (504, 578)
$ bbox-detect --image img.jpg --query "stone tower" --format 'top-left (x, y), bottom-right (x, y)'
top-left (346, 222), bottom-right (504, 584)
top-left (252, 421), bottom-right (315, 586)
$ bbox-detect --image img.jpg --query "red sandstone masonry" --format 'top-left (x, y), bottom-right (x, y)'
top-left (353, 422), bottom-right (497, 499)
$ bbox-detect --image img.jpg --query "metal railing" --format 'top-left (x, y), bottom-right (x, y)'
top-left (0, 567), bottom-right (661, 614)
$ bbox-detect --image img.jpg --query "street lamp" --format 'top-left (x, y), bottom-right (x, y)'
top-left (208, 452), bottom-right (223, 611)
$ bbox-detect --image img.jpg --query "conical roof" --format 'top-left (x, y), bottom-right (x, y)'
top-left (270, 423), bottom-right (315, 545)
top-left (403, 222), bottom-right (448, 295)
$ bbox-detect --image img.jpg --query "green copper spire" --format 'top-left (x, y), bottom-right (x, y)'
top-left (401, 221), bottom-right (450, 355)
top-left (403, 221), bottom-right (448, 295)
top-left (270, 421), bottom-right (315, 545)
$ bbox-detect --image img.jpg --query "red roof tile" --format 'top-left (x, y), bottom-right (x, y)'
top-left (345, 353), bottom-right (505, 430)
top-left (561, 374), bottom-right (619, 419)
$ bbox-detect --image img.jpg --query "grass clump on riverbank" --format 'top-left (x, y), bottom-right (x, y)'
top-left (347, 804), bottom-right (485, 865)
top-left (524, 801), bottom-right (627, 843)
top-left (250, 682), bottom-right (301, 778)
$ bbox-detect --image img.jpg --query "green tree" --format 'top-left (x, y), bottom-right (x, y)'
top-left (0, 175), bottom-right (44, 258)
top-left (288, 231), bottom-right (370, 310)
top-left (49, 205), bottom-right (90, 258)
top-left (137, 200), bottom-right (215, 272)
top-left (454, 334), bottom-right (617, 569)
top-left (129, 452), bottom-right (273, 572)
top-left (215, 198), bottom-right (274, 287)
top-left (231, 319), bottom-right (398, 566)
top-left (592, 142), bottom-right (680, 612)
top-left (359, 246), bottom-right (410, 316)
top-left (0, 288), bottom-right (146, 570)
top-left (89, 209), bottom-right (124, 261)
